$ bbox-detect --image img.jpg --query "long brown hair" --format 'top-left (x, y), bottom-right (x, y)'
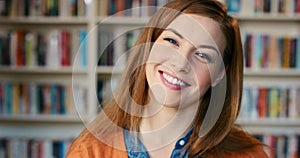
top-left (89, 0), bottom-right (264, 157)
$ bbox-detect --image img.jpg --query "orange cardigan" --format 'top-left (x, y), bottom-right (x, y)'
top-left (66, 130), bottom-right (269, 158)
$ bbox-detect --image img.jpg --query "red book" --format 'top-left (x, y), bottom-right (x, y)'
top-left (257, 88), bottom-right (268, 118)
top-left (61, 31), bottom-right (71, 66)
top-left (296, 0), bottom-right (300, 13)
top-left (116, 0), bottom-right (125, 15)
top-left (262, 34), bottom-right (269, 68)
top-left (16, 30), bottom-right (25, 66)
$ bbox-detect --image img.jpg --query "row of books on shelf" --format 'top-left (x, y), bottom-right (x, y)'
top-left (240, 86), bottom-right (300, 119)
top-left (254, 134), bottom-right (299, 158)
top-left (0, 29), bottom-right (87, 68)
top-left (97, 78), bottom-right (120, 112)
top-left (226, 0), bottom-right (300, 15)
top-left (0, 82), bottom-right (87, 116)
top-left (0, 0), bottom-right (87, 17)
top-left (0, 137), bottom-right (72, 158)
top-left (99, 0), bottom-right (171, 17)
top-left (243, 33), bottom-right (300, 69)
top-left (97, 29), bottom-right (139, 66)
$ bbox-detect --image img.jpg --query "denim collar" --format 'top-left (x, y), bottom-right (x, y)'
top-left (124, 128), bottom-right (193, 158)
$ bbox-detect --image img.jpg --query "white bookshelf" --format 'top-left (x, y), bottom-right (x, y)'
top-left (0, 17), bottom-right (89, 25)
top-left (0, 0), bottom-right (300, 156)
top-left (0, 0), bottom-right (97, 143)
top-left (234, 14), bottom-right (300, 21)
top-left (0, 66), bottom-right (87, 75)
top-left (0, 115), bottom-right (83, 123)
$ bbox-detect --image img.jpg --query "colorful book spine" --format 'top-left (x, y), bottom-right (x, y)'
top-left (225, 0), bottom-right (299, 15)
top-left (244, 33), bottom-right (300, 70)
top-left (296, 36), bottom-right (300, 69)
top-left (97, 30), bottom-right (140, 66)
top-left (0, 29), bottom-right (87, 68)
top-left (78, 29), bottom-right (88, 68)
top-left (0, 82), bottom-right (87, 116)
top-left (0, 138), bottom-right (73, 158)
top-left (240, 86), bottom-right (300, 119)
top-left (253, 134), bottom-right (299, 158)
top-left (105, 0), bottom-right (171, 16)
top-left (1, 0), bottom-right (86, 17)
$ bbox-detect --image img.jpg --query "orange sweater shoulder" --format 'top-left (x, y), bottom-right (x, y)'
top-left (66, 129), bottom-right (128, 158)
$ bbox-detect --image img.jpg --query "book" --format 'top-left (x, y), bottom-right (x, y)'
top-left (296, 36), bottom-right (300, 69)
top-left (282, 36), bottom-right (291, 68)
top-left (61, 31), bottom-right (71, 66)
top-left (0, 138), bottom-right (73, 158)
top-left (227, 0), bottom-right (241, 13)
top-left (46, 30), bottom-right (60, 67)
top-left (240, 86), bottom-right (300, 119)
top-left (243, 33), bottom-right (300, 70)
top-left (78, 29), bottom-right (87, 67)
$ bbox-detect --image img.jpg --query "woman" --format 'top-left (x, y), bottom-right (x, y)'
top-left (66, 0), bottom-right (269, 157)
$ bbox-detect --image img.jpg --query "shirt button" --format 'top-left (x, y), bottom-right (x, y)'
top-left (179, 139), bottom-right (185, 146)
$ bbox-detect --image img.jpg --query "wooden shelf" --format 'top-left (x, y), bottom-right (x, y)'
top-left (237, 118), bottom-right (300, 127)
top-left (98, 16), bottom-right (150, 25)
top-left (237, 118), bottom-right (300, 135)
top-left (0, 17), bottom-right (89, 25)
top-left (0, 66), bottom-right (87, 75)
top-left (233, 14), bottom-right (300, 21)
top-left (0, 115), bottom-right (84, 123)
top-left (244, 69), bottom-right (300, 77)
top-left (96, 14), bottom-right (300, 26)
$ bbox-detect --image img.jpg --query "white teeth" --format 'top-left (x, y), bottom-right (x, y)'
top-left (162, 72), bottom-right (187, 86)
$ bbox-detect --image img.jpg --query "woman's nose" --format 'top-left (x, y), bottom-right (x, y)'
top-left (169, 50), bottom-right (191, 73)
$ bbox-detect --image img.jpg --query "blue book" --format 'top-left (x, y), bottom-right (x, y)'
top-left (79, 29), bottom-right (87, 68)
top-left (29, 83), bottom-right (37, 115)
top-left (254, 34), bottom-right (263, 69)
top-left (4, 83), bottom-right (12, 115)
top-left (50, 84), bottom-right (57, 114)
top-left (296, 36), bottom-right (300, 69)
top-left (227, 0), bottom-right (241, 13)
top-left (60, 86), bottom-right (66, 114)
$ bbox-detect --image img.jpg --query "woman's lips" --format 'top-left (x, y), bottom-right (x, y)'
top-left (159, 70), bottom-right (190, 90)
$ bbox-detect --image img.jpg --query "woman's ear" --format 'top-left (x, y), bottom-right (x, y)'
top-left (211, 68), bottom-right (226, 87)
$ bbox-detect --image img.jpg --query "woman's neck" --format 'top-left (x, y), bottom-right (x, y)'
top-left (140, 105), bottom-right (178, 131)
top-left (138, 101), bottom-right (197, 153)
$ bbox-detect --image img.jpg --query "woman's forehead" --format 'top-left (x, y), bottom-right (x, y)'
top-left (165, 14), bottom-right (225, 53)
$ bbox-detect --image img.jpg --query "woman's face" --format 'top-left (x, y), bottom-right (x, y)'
top-left (146, 14), bottom-right (226, 108)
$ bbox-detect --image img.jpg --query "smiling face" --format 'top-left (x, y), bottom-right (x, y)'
top-left (146, 14), bottom-right (226, 108)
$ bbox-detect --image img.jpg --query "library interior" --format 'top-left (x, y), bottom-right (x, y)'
top-left (0, 0), bottom-right (299, 157)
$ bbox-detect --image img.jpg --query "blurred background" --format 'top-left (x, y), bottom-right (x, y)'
top-left (0, 0), bottom-right (299, 157)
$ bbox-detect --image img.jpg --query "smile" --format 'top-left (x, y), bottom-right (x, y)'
top-left (159, 70), bottom-right (190, 90)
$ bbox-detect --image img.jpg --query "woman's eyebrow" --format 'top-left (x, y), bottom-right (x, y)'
top-left (165, 28), bottom-right (183, 39)
top-left (165, 28), bottom-right (220, 55)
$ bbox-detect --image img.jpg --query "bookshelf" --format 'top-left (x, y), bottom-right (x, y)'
top-left (0, 0), bottom-right (97, 157)
top-left (0, 0), bottom-right (300, 157)
top-left (95, 0), bottom-right (300, 157)
top-left (225, 0), bottom-right (300, 157)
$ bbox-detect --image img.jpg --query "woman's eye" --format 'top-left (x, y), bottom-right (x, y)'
top-left (196, 52), bottom-right (212, 63)
top-left (163, 38), bottom-right (179, 46)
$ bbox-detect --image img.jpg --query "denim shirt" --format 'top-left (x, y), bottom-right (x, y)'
top-left (124, 128), bottom-right (193, 158)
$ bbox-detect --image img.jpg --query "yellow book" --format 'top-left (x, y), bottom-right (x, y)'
top-left (268, 88), bottom-right (279, 118)
top-left (268, 35), bottom-right (279, 69)
top-left (282, 36), bottom-right (290, 68)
